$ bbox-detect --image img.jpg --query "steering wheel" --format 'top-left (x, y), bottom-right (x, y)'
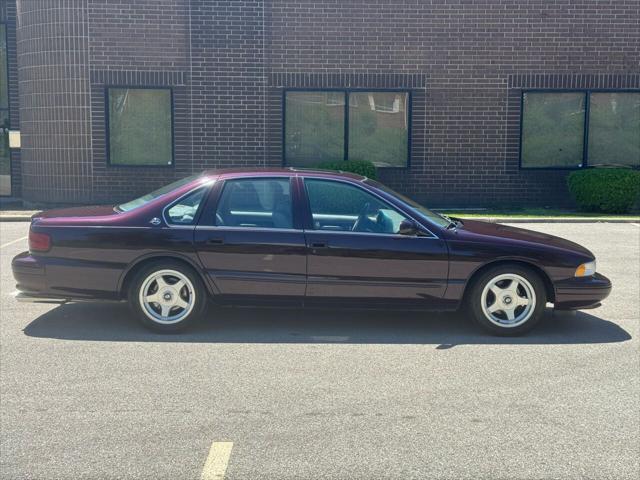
top-left (352, 202), bottom-right (377, 232)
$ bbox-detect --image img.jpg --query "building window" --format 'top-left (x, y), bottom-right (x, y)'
top-left (0, 25), bottom-right (7, 110)
top-left (520, 90), bottom-right (640, 169)
top-left (521, 92), bottom-right (585, 168)
top-left (107, 87), bottom-right (173, 166)
top-left (0, 23), bottom-right (10, 196)
top-left (284, 90), bottom-right (410, 168)
top-left (588, 92), bottom-right (640, 167)
top-left (349, 92), bottom-right (409, 167)
top-left (285, 92), bottom-right (345, 166)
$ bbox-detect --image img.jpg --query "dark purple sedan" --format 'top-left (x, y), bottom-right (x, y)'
top-left (12, 168), bottom-right (611, 335)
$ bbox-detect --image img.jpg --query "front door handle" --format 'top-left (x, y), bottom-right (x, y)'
top-left (311, 241), bottom-right (328, 248)
top-left (207, 238), bottom-right (224, 245)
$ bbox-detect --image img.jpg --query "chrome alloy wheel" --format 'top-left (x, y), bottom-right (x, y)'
top-left (139, 269), bottom-right (195, 324)
top-left (480, 273), bottom-right (536, 328)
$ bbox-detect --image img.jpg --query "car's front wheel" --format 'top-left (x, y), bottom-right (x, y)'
top-left (467, 264), bottom-right (547, 336)
top-left (129, 261), bottom-right (206, 332)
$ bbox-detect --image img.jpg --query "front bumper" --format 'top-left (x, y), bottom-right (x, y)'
top-left (554, 272), bottom-right (612, 310)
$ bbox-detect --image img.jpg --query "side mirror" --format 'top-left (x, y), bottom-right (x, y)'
top-left (398, 219), bottom-right (419, 236)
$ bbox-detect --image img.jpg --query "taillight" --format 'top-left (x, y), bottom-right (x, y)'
top-left (29, 231), bottom-right (51, 252)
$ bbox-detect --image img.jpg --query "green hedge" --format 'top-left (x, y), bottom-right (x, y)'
top-left (567, 168), bottom-right (640, 214)
top-left (315, 160), bottom-right (377, 180)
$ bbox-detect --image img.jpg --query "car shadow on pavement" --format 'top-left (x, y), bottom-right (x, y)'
top-left (22, 302), bottom-right (631, 346)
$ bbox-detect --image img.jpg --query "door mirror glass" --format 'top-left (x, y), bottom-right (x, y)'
top-left (398, 219), bottom-right (418, 236)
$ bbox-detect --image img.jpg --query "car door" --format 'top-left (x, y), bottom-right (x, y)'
top-left (301, 177), bottom-right (449, 304)
top-left (193, 176), bottom-right (307, 299)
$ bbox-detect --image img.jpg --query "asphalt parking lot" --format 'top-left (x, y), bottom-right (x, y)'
top-left (1, 221), bottom-right (638, 479)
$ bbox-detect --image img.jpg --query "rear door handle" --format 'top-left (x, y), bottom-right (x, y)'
top-left (311, 241), bottom-right (328, 248)
top-left (207, 238), bottom-right (224, 245)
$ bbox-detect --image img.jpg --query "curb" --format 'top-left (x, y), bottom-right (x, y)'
top-left (0, 215), bottom-right (33, 222)
top-left (465, 218), bottom-right (640, 224)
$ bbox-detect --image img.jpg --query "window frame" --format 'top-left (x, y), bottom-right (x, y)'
top-left (0, 22), bottom-right (11, 196)
top-left (282, 88), bottom-right (413, 169)
top-left (519, 88), bottom-right (640, 170)
top-left (105, 85), bottom-right (176, 168)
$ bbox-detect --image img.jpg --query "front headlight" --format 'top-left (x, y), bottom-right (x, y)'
top-left (575, 260), bottom-right (596, 277)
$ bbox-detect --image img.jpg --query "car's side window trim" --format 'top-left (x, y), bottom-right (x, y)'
top-left (300, 176), bottom-right (438, 239)
top-left (162, 183), bottom-right (213, 227)
top-left (195, 225), bottom-right (303, 233)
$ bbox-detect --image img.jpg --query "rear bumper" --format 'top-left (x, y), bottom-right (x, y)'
top-left (12, 251), bottom-right (48, 295)
top-left (11, 251), bottom-right (121, 303)
top-left (554, 272), bottom-right (612, 310)
top-left (11, 252), bottom-right (68, 303)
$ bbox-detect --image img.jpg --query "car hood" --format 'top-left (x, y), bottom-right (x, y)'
top-left (452, 219), bottom-right (594, 258)
top-left (33, 205), bottom-right (118, 220)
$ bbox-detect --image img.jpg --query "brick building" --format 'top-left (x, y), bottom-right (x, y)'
top-left (0, 0), bottom-right (638, 206)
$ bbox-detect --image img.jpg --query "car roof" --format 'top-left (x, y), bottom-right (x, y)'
top-left (201, 167), bottom-right (367, 182)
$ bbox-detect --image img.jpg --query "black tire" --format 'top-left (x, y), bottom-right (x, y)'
top-left (466, 264), bottom-right (547, 336)
top-left (128, 260), bottom-right (207, 333)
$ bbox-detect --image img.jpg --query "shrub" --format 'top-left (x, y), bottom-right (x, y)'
top-left (567, 168), bottom-right (640, 214)
top-left (315, 160), bottom-right (377, 180)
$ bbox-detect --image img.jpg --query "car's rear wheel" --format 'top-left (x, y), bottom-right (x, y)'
top-left (467, 264), bottom-right (547, 336)
top-left (128, 261), bottom-right (206, 332)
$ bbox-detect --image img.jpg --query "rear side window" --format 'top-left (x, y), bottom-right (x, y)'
top-left (214, 178), bottom-right (293, 229)
top-left (117, 174), bottom-right (201, 212)
top-left (166, 187), bottom-right (207, 225)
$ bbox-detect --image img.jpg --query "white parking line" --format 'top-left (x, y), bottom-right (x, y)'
top-left (0, 236), bottom-right (27, 249)
top-left (201, 442), bottom-right (233, 480)
top-left (631, 223), bottom-right (639, 227)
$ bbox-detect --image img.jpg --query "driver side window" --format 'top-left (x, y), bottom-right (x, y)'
top-left (304, 179), bottom-right (408, 234)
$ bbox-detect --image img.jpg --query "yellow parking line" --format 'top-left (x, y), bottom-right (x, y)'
top-left (201, 441), bottom-right (233, 480)
top-left (0, 236), bottom-right (27, 249)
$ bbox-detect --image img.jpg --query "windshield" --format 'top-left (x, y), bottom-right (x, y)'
top-left (116, 174), bottom-right (202, 212)
top-left (365, 179), bottom-right (452, 229)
